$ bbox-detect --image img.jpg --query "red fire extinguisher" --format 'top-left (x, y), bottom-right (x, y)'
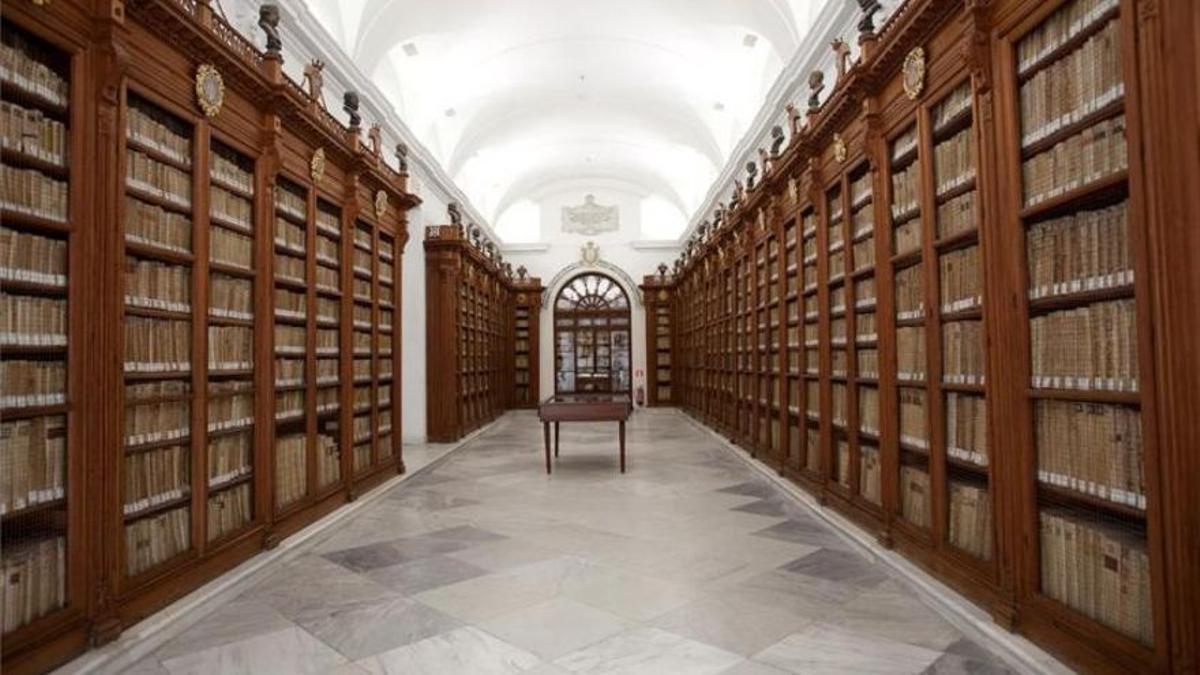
top-left (635, 385), bottom-right (645, 407)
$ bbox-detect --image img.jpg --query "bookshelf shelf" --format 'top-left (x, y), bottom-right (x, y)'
top-left (1019, 170), bottom-right (1128, 220)
top-left (1037, 483), bottom-right (1145, 522)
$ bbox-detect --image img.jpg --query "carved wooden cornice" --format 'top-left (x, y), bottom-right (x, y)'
top-left (124, 0), bottom-right (418, 208)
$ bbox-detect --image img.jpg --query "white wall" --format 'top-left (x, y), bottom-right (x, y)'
top-left (501, 186), bottom-right (679, 404)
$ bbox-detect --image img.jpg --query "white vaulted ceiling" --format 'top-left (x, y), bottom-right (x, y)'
top-left (303, 0), bottom-right (833, 240)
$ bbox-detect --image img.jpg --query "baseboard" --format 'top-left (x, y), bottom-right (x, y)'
top-left (678, 411), bottom-right (1073, 675)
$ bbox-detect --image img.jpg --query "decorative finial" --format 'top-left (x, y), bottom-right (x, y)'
top-left (807, 70), bottom-right (825, 112)
top-left (770, 125), bottom-right (785, 157)
top-left (832, 37), bottom-right (852, 79)
top-left (517, 265), bottom-right (528, 280)
top-left (367, 123), bottom-right (382, 156)
top-left (394, 142), bottom-right (409, 173)
top-left (657, 263), bottom-right (668, 279)
top-left (343, 91), bottom-right (361, 128)
top-left (856, 0), bottom-right (883, 39)
top-left (259, 4), bottom-right (282, 54)
top-left (302, 59), bottom-right (325, 105)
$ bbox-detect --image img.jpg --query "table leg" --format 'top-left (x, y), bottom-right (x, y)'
top-left (619, 420), bottom-right (626, 473)
top-left (554, 421), bottom-right (560, 457)
top-left (543, 421), bottom-right (551, 474)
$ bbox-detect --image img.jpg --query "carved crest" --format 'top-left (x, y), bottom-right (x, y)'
top-left (194, 64), bottom-right (224, 118)
top-left (903, 47), bottom-right (927, 100)
top-left (310, 147), bottom-right (326, 181)
top-left (833, 133), bottom-right (848, 163)
top-left (562, 194), bottom-right (619, 235)
top-left (580, 241), bottom-right (600, 266)
top-left (374, 190), bottom-right (388, 219)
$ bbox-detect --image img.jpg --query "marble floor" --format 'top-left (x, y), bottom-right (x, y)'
top-left (121, 409), bottom-right (1017, 675)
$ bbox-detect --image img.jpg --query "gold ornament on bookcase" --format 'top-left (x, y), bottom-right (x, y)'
top-left (833, 133), bottom-right (848, 163)
top-left (194, 64), bottom-right (225, 118)
top-left (903, 47), bottom-right (926, 100)
top-left (374, 190), bottom-right (388, 219)
top-left (310, 147), bottom-right (326, 182)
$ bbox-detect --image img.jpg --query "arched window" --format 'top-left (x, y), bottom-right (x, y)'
top-left (553, 273), bottom-right (632, 393)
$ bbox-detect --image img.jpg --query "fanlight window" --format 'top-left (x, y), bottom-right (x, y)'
top-left (556, 274), bottom-right (629, 311)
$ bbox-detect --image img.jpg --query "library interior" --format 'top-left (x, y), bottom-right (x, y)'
top-left (1, 0), bottom-right (1198, 673)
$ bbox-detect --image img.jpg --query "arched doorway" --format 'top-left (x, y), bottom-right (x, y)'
top-left (553, 272), bottom-right (632, 394)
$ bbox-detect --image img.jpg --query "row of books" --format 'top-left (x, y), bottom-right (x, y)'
top-left (210, 151), bottom-right (253, 195)
top-left (897, 326), bottom-right (926, 381)
top-left (275, 288), bottom-right (305, 318)
top-left (1039, 508), bottom-right (1152, 645)
top-left (942, 320), bottom-right (985, 385)
top-left (933, 128), bottom-right (976, 198)
top-left (832, 383), bottom-right (847, 427)
top-left (208, 384), bottom-right (253, 430)
top-left (208, 433), bottom-right (251, 486)
top-left (212, 227), bottom-right (253, 271)
top-left (316, 236), bottom-right (339, 268)
top-left (860, 446), bottom-right (882, 505)
top-left (0, 416), bottom-right (65, 515)
top-left (275, 187), bottom-right (306, 222)
top-left (318, 265), bottom-right (340, 292)
top-left (1020, 19), bottom-right (1123, 149)
top-left (1027, 203), bottom-right (1130, 300)
top-left (936, 189), bottom-right (975, 240)
top-left (210, 186), bottom-right (253, 233)
top-left (856, 312), bottom-right (877, 342)
top-left (0, 33), bottom-right (68, 106)
top-left (126, 103), bottom-right (190, 166)
top-left (1017, 0), bottom-right (1118, 75)
top-left (0, 294), bottom-right (66, 346)
top-left (901, 465), bottom-right (931, 528)
top-left (318, 434), bottom-right (341, 486)
top-left (1021, 115), bottom-right (1127, 208)
top-left (895, 263), bottom-right (924, 319)
top-left (275, 390), bottom-right (304, 420)
top-left (275, 434), bottom-right (307, 509)
top-left (123, 443), bottom-right (189, 516)
top-left (275, 216), bottom-right (306, 255)
top-left (939, 246), bottom-right (982, 313)
top-left (275, 253), bottom-right (305, 283)
top-left (0, 359), bottom-right (65, 409)
top-left (1, 536), bottom-right (65, 635)
top-left (855, 278), bottom-right (876, 308)
top-left (124, 258), bottom-right (190, 313)
top-left (125, 195), bottom-right (191, 254)
top-left (1036, 400), bottom-right (1144, 508)
top-left (318, 297), bottom-right (341, 325)
top-left (1, 164), bottom-right (68, 223)
top-left (124, 318), bottom-right (190, 373)
top-left (933, 83), bottom-right (973, 133)
top-left (0, 101), bottom-right (67, 166)
top-left (126, 149), bottom-right (191, 208)
top-left (894, 218), bottom-right (922, 257)
top-left (858, 348), bottom-right (879, 379)
top-left (850, 173), bottom-right (873, 208)
top-left (274, 358), bottom-right (304, 387)
top-left (890, 160), bottom-right (921, 220)
top-left (126, 400), bottom-right (188, 447)
top-left (900, 387), bottom-right (928, 449)
top-left (210, 273), bottom-right (253, 321)
top-left (859, 386), bottom-right (880, 435)
top-left (208, 326), bottom-right (253, 371)
top-left (125, 505), bottom-right (189, 577)
top-left (1030, 299), bottom-right (1137, 392)
top-left (834, 440), bottom-right (851, 488)
top-left (948, 481), bottom-right (993, 560)
top-left (0, 227), bottom-right (65, 287)
top-left (892, 127), bottom-right (918, 164)
top-left (852, 206), bottom-right (873, 241)
top-left (946, 393), bottom-right (988, 466)
top-left (852, 237), bottom-right (875, 272)
top-left (207, 482), bottom-right (251, 542)
top-left (316, 209), bottom-right (339, 238)
top-left (316, 387), bottom-right (339, 414)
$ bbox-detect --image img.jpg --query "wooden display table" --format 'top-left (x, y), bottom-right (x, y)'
top-left (538, 394), bottom-right (633, 474)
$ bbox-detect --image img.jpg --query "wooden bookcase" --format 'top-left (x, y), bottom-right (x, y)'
top-left (424, 225), bottom-right (539, 441)
top-left (639, 272), bottom-right (674, 406)
top-left (670, 0), bottom-right (1200, 672)
top-left (511, 275), bottom-right (544, 409)
top-left (0, 2), bottom-right (418, 672)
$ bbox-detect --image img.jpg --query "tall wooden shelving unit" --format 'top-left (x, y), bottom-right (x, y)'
top-left (0, 2), bottom-right (418, 672)
top-left (671, 0), bottom-right (1200, 672)
top-left (511, 274), bottom-right (544, 409)
top-left (639, 271), bottom-right (674, 406)
top-left (424, 224), bottom-right (536, 442)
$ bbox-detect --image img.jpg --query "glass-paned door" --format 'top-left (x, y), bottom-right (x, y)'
top-left (554, 273), bottom-right (632, 393)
